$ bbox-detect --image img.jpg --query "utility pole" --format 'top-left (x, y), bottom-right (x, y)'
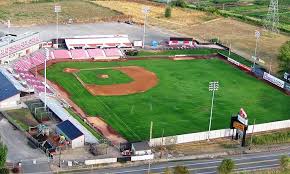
top-left (249, 119), bottom-right (256, 150)
top-left (208, 81), bottom-right (219, 141)
top-left (142, 6), bottom-right (150, 49)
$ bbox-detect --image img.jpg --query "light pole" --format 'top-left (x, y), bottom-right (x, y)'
top-left (252, 30), bottom-right (260, 68)
top-left (142, 6), bottom-right (150, 49)
top-left (44, 48), bottom-right (49, 110)
top-left (54, 5), bottom-right (61, 48)
top-left (208, 81), bottom-right (219, 141)
top-left (7, 20), bottom-right (10, 61)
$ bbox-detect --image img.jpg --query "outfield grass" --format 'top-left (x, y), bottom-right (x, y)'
top-left (77, 69), bottom-right (132, 85)
top-left (46, 58), bottom-right (290, 141)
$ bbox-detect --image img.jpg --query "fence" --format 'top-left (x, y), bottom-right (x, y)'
top-left (150, 119), bottom-right (290, 146)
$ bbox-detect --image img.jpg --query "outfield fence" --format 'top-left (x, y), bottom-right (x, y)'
top-left (149, 119), bottom-right (290, 146)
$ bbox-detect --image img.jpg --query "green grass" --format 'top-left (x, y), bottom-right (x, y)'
top-left (136, 48), bottom-right (217, 57)
top-left (77, 69), bottom-right (133, 85)
top-left (66, 108), bottom-right (103, 139)
top-left (6, 109), bottom-right (39, 131)
top-left (218, 50), bottom-right (253, 67)
top-left (46, 58), bottom-right (290, 142)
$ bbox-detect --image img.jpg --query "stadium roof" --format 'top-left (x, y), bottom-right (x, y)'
top-left (56, 120), bottom-right (83, 140)
top-left (0, 72), bottom-right (19, 102)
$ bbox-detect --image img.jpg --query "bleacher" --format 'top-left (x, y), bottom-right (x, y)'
top-left (86, 48), bottom-right (106, 59)
top-left (103, 48), bottom-right (123, 58)
top-left (51, 50), bottom-right (72, 59)
top-left (70, 49), bottom-right (89, 59)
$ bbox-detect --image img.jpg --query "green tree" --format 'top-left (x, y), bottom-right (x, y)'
top-left (0, 142), bottom-right (7, 168)
top-left (174, 165), bottom-right (189, 174)
top-left (218, 158), bottom-right (235, 174)
top-left (165, 6), bottom-right (172, 18)
top-left (171, 0), bottom-right (186, 8)
top-left (164, 167), bottom-right (172, 174)
top-left (278, 40), bottom-right (290, 73)
top-left (280, 155), bottom-right (290, 170)
top-left (0, 168), bottom-right (9, 174)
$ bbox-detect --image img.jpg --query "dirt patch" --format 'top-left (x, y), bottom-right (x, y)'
top-left (84, 66), bottom-right (158, 96)
top-left (64, 68), bottom-right (80, 73)
top-left (99, 74), bottom-right (109, 79)
top-left (86, 117), bottom-right (127, 145)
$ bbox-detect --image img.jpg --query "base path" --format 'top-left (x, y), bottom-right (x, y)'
top-left (83, 66), bottom-right (159, 96)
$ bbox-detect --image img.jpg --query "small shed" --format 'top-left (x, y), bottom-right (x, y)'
top-left (56, 120), bottom-right (84, 149)
top-left (132, 141), bottom-right (151, 156)
top-left (0, 72), bottom-right (20, 109)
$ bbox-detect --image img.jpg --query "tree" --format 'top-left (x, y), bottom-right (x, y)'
top-left (174, 165), bottom-right (189, 174)
top-left (0, 168), bottom-right (9, 174)
top-left (171, 0), bottom-right (187, 8)
top-left (164, 167), bottom-right (172, 174)
top-left (165, 6), bottom-right (172, 18)
top-left (218, 159), bottom-right (235, 174)
top-left (278, 40), bottom-right (290, 73)
top-left (280, 155), bottom-right (289, 170)
top-left (0, 142), bottom-right (7, 168)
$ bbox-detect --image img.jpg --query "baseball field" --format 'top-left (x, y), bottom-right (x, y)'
top-left (46, 58), bottom-right (290, 142)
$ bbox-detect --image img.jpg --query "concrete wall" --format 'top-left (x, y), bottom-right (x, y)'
top-left (150, 119), bottom-right (290, 146)
top-left (131, 154), bottom-right (154, 161)
top-left (0, 94), bottom-right (20, 109)
top-left (84, 158), bottom-right (117, 165)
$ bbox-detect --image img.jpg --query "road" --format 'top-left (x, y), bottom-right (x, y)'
top-left (0, 117), bottom-right (52, 174)
top-left (70, 149), bottom-right (290, 174)
top-left (0, 22), bottom-right (179, 44)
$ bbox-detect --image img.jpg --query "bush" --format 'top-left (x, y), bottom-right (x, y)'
top-left (165, 6), bottom-right (172, 18)
top-left (280, 155), bottom-right (290, 170)
top-left (278, 40), bottom-right (290, 73)
top-left (0, 168), bottom-right (9, 174)
top-left (174, 166), bottom-right (189, 174)
top-left (0, 143), bottom-right (7, 168)
top-left (218, 159), bottom-right (235, 174)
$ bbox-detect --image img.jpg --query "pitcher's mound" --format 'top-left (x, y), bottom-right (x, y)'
top-left (98, 74), bottom-right (109, 79)
top-left (64, 68), bottom-right (80, 73)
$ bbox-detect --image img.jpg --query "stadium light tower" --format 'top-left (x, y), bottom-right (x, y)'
top-left (142, 6), bottom-right (150, 49)
top-left (208, 81), bottom-right (219, 141)
top-left (44, 48), bottom-right (49, 110)
top-left (7, 20), bottom-right (10, 60)
top-left (54, 4), bottom-right (61, 48)
top-left (252, 30), bottom-right (260, 68)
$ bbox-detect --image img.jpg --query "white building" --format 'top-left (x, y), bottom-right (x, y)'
top-left (56, 120), bottom-right (85, 149)
top-left (0, 32), bottom-right (41, 64)
top-left (0, 72), bottom-right (20, 109)
top-left (132, 141), bottom-right (152, 156)
top-left (64, 35), bottom-right (132, 49)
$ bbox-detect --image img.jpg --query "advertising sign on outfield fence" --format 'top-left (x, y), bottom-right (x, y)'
top-left (227, 58), bottom-right (240, 66)
top-left (263, 72), bottom-right (285, 88)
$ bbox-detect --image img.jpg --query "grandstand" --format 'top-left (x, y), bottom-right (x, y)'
top-left (0, 32), bottom-right (41, 64)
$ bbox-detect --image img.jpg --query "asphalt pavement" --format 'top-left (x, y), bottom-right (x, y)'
top-left (0, 22), bottom-right (179, 44)
top-left (70, 148), bottom-right (290, 174)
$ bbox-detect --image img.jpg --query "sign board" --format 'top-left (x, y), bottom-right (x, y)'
top-left (54, 5), bottom-right (61, 13)
top-left (142, 6), bottom-right (150, 14)
top-left (255, 30), bottom-right (260, 38)
top-left (227, 58), bottom-right (240, 66)
top-left (263, 72), bottom-right (285, 88)
top-left (233, 121), bottom-right (245, 131)
top-left (133, 40), bottom-right (143, 47)
top-left (237, 114), bottom-right (248, 125)
top-left (284, 72), bottom-right (290, 82)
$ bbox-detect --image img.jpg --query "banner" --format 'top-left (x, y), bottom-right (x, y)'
top-left (263, 72), bottom-right (285, 88)
top-left (227, 58), bottom-right (240, 66)
top-left (239, 64), bottom-right (251, 72)
top-left (233, 121), bottom-right (245, 131)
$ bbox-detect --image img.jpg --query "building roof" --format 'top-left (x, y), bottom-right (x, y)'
top-left (56, 120), bottom-right (83, 140)
top-left (132, 141), bottom-right (151, 151)
top-left (0, 72), bottom-right (19, 102)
